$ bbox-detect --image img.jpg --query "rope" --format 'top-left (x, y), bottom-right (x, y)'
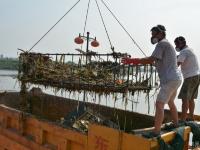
top-left (81, 0), bottom-right (91, 50)
top-left (28, 0), bottom-right (81, 52)
top-left (95, 0), bottom-right (113, 51)
top-left (100, 0), bottom-right (147, 57)
top-left (83, 0), bottom-right (91, 36)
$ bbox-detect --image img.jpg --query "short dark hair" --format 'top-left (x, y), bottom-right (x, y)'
top-left (151, 25), bottom-right (166, 37)
top-left (174, 36), bottom-right (186, 45)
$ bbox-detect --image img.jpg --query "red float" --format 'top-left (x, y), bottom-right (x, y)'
top-left (74, 37), bottom-right (84, 44)
top-left (91, 40), bottom-right (99, 47)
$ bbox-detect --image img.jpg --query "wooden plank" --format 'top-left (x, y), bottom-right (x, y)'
top-left (0, 105), bottom-right (87, 150)
top-left (0, 104), bottom-right (21, 118)
top-left (0, 105), bottom-right (23, 132)
top-left (25, 117), bottom-right (87, 145)
top-left (0, 126), bottom-right (50, 150)
top-left (88, 124), bottom-right (120, 150)
top-left (0, 134), bottom-right (30, 150)
top-left (121, 132), bottom-right (150, 150)
top-left (57, 140), bottom-right (68, 150)
top-left (70, 142), bottom-right (85, 150)
top-left (0, 146), bottom-right (6, 150)
top-left (35, 128), bottom-right (44, 145)
top-left (150, 127), bottom-right (191, 150)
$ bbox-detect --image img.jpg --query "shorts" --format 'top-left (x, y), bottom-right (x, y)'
top-left (178, 75), bottom-right (200, 100)
top-left (157, 80), bottom-right (182, 104)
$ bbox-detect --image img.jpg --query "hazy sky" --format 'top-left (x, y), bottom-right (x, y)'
top-left (1, 0), bottom-right (200, 58)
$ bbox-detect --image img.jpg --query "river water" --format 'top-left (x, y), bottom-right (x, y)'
top-left (0, 69), bottom-right (200, 116)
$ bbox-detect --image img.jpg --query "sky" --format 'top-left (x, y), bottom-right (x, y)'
top-left (0, 0), bottom-right (200, 58)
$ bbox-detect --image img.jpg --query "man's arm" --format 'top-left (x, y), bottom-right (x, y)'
top-left (177, 53), bottom-right (185, 67)
top-left (121, 56), bottom-right (156, 65)
top-left (139, 56), bottom-right (156, 64)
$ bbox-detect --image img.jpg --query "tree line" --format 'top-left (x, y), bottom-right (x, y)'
top-left (0, 58), bottom-right (19, 70)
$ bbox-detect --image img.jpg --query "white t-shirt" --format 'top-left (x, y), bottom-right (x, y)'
top-left (177, 46), bottom-right (200, 79)
top-left (151, 38), bottom-right (182, 84)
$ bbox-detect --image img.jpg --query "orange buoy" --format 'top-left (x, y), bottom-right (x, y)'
top-left (74, 37), bottom-right (84, 44)
top-left (115, 79), bottom-right (124, 84)
top-left (91, 40), bottom-right (99, 47)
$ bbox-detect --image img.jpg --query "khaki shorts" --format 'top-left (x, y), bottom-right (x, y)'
top-left (157, 80), bottom-right (182, 104)
top-left (178, 75), bottom-right (200, 100)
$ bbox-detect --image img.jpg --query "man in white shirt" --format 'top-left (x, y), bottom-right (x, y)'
top-left (175, 36), bottom-right (200, 121)
top-left (122, 25), bottom-right (182, 136)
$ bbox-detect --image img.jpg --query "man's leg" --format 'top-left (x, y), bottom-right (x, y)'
top-left (181, 99), bottom-right (189, 121)
top-left (154, 101), bottom-right (165, 133)
top-left (189, 99), bottom-right (195, 120)
top-left (154, 80), bottom-right (181, 133)
top-left (168, 91), bottom-right (178, 125)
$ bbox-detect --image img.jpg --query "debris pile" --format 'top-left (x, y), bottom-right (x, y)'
top-left (18, 52), bottom-right (157, 94)
top-left (61, 104), bottom-right (119, 132)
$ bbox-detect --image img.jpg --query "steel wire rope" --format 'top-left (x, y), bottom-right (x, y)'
top-left (28, 0), bottom-right (81, 52)
top-left (94, 0), bottom-right (114, 51)
top-left (100, 0), bottom-right (147, 57)
top-left (94, 0), bottom-right (122, 87)
top-left (80, 0), bottom-right (91, 52)
top-left (78, 0), bottom-right (92, 71)
top-left (82, 0), bottom-right (91, 38)
top-left (92, 0), bottom-right (125, 122)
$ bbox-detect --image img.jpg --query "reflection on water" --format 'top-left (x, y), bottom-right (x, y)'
top-left (0, 70), bottom-right (18, 76)
top-left (0, 70), bottom-right (19, 91)
top-left (0, 70), bottom-right (200, 115)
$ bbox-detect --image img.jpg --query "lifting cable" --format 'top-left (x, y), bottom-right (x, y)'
top-left (82, 0), bottom-right (91, 36)
top-left (95, 0), bottom-right (114, 52)
top-left (100, 0), bottom-right (147, 57)
top-left (28, 0), bottom-right (81, 52)
top-left (81, 0), bottom-right (91, 50)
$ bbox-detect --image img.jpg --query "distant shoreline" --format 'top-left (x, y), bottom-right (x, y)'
top-left (0, 58), bottom-right (19, 70)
